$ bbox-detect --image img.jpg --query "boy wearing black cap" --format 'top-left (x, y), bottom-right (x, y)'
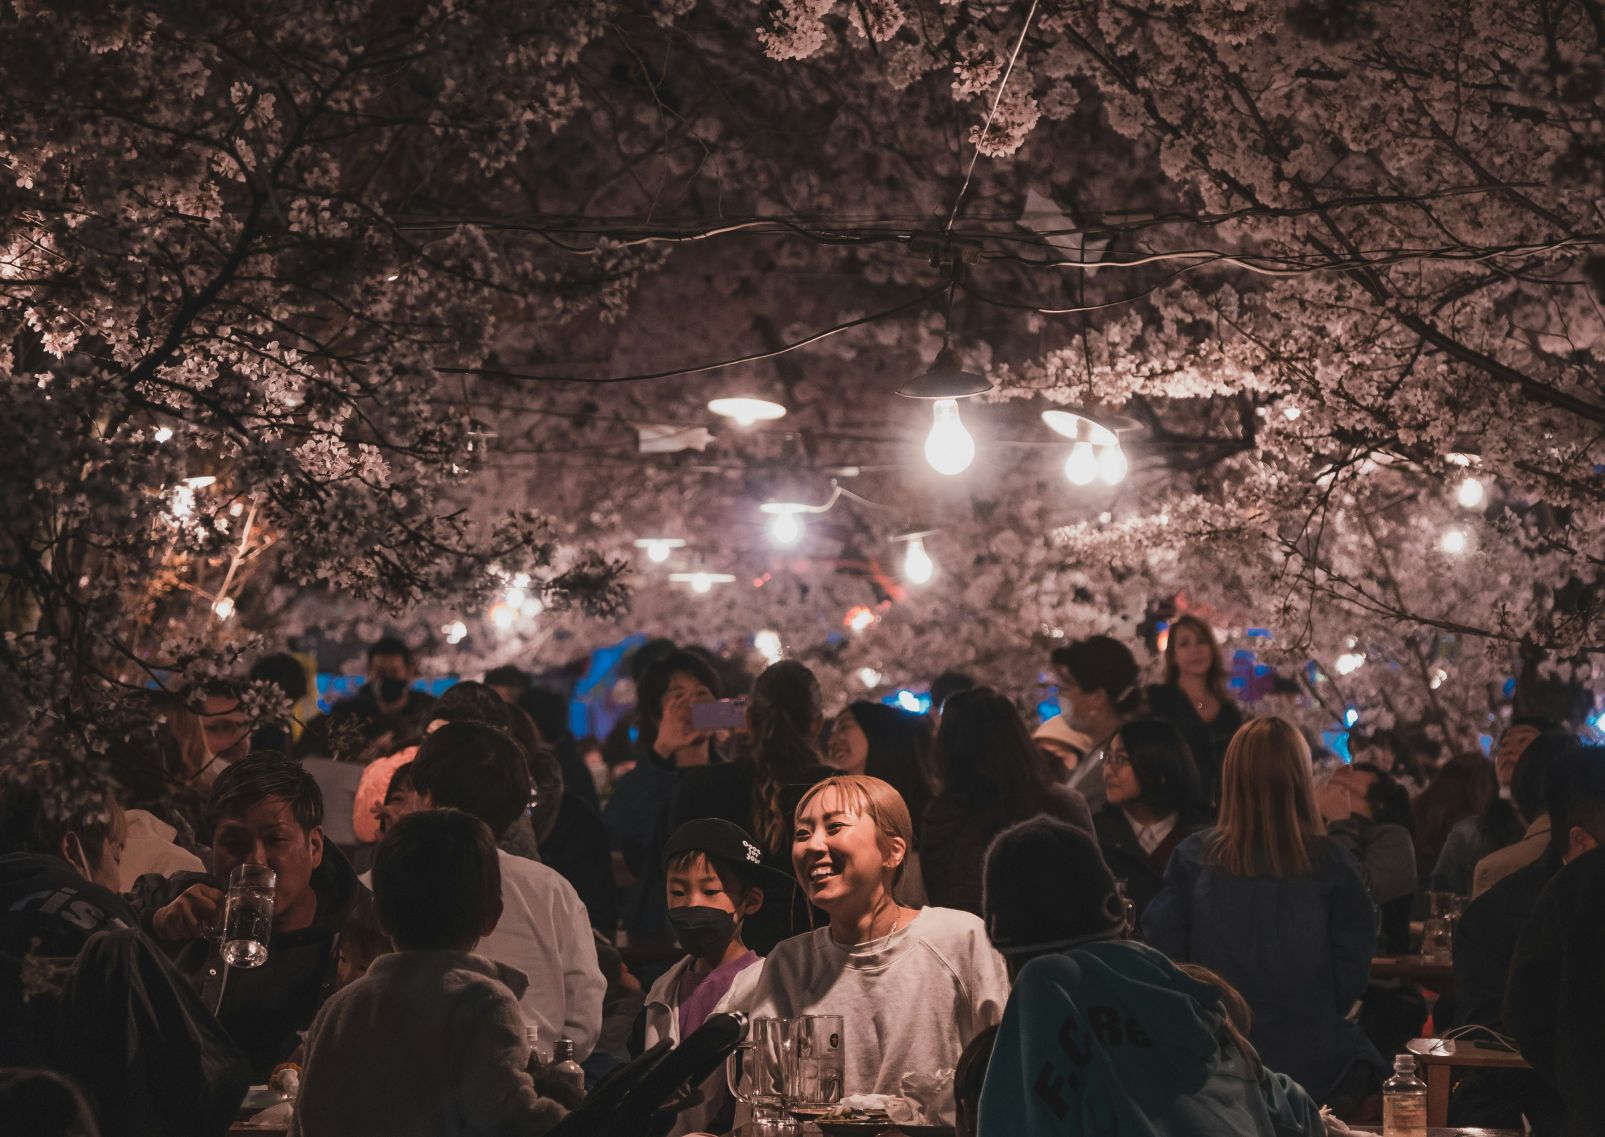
top-left (642, 819), bottom-right (767, 1136)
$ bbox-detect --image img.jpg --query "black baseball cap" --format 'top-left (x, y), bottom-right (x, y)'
top-left (663, 818), bottom-right (765, 871)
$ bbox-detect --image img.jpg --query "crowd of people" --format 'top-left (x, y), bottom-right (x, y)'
top-left (3, 617), bottom-right (1604, 1137)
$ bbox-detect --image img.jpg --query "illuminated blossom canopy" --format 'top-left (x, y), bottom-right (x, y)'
top-left (4, 0), bottom-right (1604, 771)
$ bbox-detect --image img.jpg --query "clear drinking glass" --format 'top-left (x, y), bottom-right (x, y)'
top-left (221, 863), bottom-right (276, 968)
top-left (725, 1018), bottom-right (793, 1111)
top-left (788, 1014), bottom-right (844, 1113)
top-left (1421, 916), bottom-right (1453, 964)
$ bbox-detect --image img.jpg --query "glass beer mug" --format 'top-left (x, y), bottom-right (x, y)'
top-left (221, 863), bottom-right (276, 968)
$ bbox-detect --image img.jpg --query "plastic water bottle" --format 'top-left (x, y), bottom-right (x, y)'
top-left (1382, 1053), bottom-right (1427, 1137)
top-left (551, 1036), bottom-right (586, 1099)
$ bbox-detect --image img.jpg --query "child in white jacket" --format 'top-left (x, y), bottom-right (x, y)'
top-left (641, 819), bottom-right (768, 1136)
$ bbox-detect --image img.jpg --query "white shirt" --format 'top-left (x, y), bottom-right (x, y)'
top-left (117, 809), bottom-right (204, 891)
top-left (745, 906), bottom-right (1010, 1125)
top-left (363, 851), bottom-right (605, 1061)
top-left (1125, 810), bottom-right (1178, 856)
top-left (643, 954), bottom-right (763, 1137)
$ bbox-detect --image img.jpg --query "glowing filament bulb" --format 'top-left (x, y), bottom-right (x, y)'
top-left (1064, 442), bottom-right (1098, 486)
top-left (924, 399), bottom-right (975, 476)
top-left (1457, 476), bottom-right (1485, 509)
top-left (903, 536), bottom-right (934, 585)
top-left (1098, 444), bottom-right (1129, 485)
top-left (770, 511), bottom-right (803, 546)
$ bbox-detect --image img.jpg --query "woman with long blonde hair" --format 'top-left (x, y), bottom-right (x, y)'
top-left (745, 775), bottom-right (1009, 1124)
top-left (1142, 717), bottom-right (1384, 1114)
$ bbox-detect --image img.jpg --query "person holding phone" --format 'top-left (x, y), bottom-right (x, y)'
top-left (604, 650), bottom-right (726, 952)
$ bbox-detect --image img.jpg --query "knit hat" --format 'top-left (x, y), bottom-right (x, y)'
top-left (982, 816), bottom-right (1126, 955)
top-left (1033, 715), bottom-right (1093, 757)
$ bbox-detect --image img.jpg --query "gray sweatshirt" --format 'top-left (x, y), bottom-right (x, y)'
top-left (745, 906), bottom-right (1011, 1123)
top-left (290, 951), bottom-right (565, 1137)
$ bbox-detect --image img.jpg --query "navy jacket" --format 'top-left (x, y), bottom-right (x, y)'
top-left (1141, 830), bottom-right (1383, 1103)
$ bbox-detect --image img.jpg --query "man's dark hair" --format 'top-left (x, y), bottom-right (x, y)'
top-left (207, 751), bottom-right (323, 834)
top-left (1349, 761), bottom-right (1415, 832)
top-left (1548, 746), bottom-right (1605, 854)
top-left (0, 762), bottom-right (121, 872)
top-left (637, 651), bottom-right (721, 728)
top-left (385, 761), bottom-right (415, 800)
top-left (432, 680), bottom-right (514, 733)
top-left (1511, 729), bottom-right (1573, 823)
top-left (373, 809), bottom-right (501, 950)
top-left (367, 635), bottom-right (414, 665)
top-left (519, 686), bottom-right (572, 747)
top-left (410, 722), bottom-right (531, 835)
top-left (483, 665), bottom-right (531, 693)
top-left (929, 671), bottom-right (977, 712)
top-left (249, 653), bottom-right (308, 702)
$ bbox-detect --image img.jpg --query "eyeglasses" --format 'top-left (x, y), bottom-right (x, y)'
top-left (1103, 751), bottom-right (1131, 770)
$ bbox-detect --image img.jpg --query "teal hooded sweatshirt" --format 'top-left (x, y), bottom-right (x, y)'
top-left (977, 940), bottom-right (1324, 1137)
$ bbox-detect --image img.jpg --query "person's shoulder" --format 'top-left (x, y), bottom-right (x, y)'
top-left (911, 905), bottom-right (992, 949)
top-left (496, 848), bottom-right (582, 898)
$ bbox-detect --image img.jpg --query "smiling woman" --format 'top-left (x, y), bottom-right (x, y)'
top-left (743, 775), bottom-right (1010, 1125)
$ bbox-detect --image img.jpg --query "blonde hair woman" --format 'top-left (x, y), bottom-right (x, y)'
top-left (1141, 718), bottom-right (1384, 1114)
top-left (744, 775), bottom-right (1009, 1125)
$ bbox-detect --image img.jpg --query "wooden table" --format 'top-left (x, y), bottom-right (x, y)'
top-left (1372, 954), bottom-right (1454, 988)
top-left (1406, 1038), bottom-right (1531, 1126)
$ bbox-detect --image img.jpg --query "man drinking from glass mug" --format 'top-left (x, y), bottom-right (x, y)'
top-left (132, 753), bottom-right (379, 1078)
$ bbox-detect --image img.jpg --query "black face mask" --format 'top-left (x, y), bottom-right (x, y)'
top-left (668, 905), bottom-right (737, 959)
top-left (376, 676), bottom-right (409, 703)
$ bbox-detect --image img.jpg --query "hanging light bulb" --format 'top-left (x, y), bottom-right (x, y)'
top-left (1064, 442), bottom-right (1098, 485)
top-left (1441, 526), bottom-right (1469, 555)
top-left (769, 510), bottom-right (803, 546)
top-left (634, 537), bottom-right (685, 563)
top-left (1097, 444), bottom-right (1129, 485)
top-left (212, 596), bottom-right (235, 620)
top-left (708, 397), bottom-right (787, 426)
top-left (924, 399), bottom-right (975, 476)
top-left (670, 571), bottom-right (735, 593)
top-left (903, 535), bottom-right (935, 585)
top-left (1456, 476), bottom-right (1485, 509)
top-left (754, 629), bottom-right (783, 663)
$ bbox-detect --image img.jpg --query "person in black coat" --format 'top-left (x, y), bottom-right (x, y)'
top-left (922, 687), bottom-right (1093, 917)
top-left (1505, 747), bottom-right (1605, 1137)
top-left (1146, 614), bottom-right (1244, 813)
top-left (1, 767), bottom-right (250, 1137)
top-left (1092, 719), bottom-right (1206, 927)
